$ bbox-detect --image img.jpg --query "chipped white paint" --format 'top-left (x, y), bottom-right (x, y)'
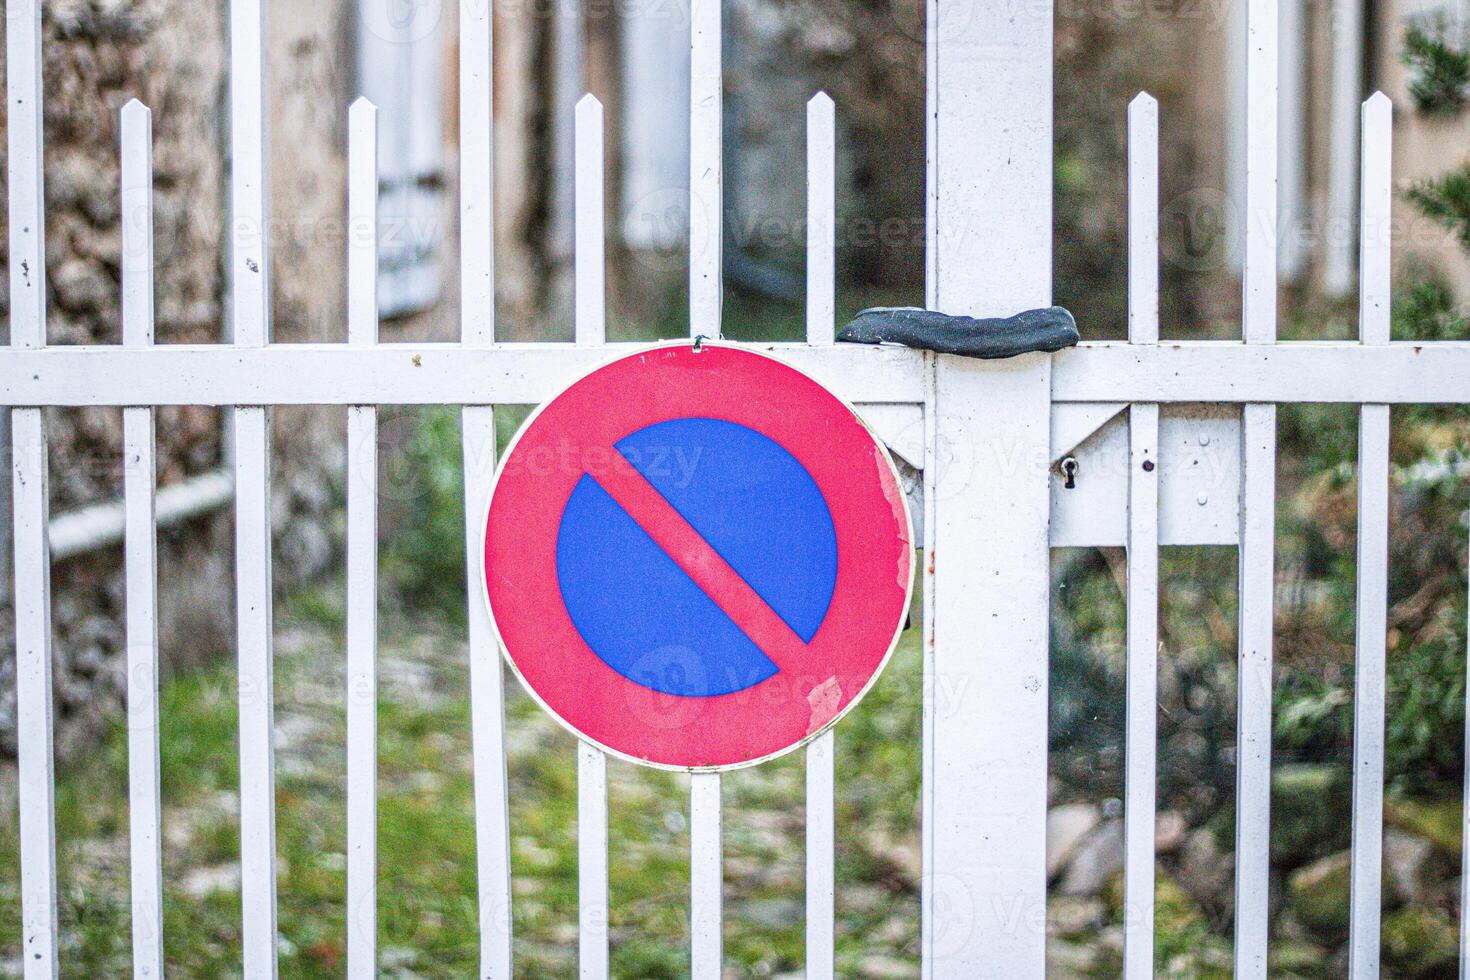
top-left (6, 343), bottom-right (1470, 408)
top-left (924, 0), bottom-right (1053, 972)
top-left (7, 2), bottom-right (58, 974)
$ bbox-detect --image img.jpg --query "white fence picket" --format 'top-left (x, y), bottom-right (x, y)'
top-left (689, 0), bottom-right (725, 973)
top-left (1235, 401), bottom-right (1277, 974)
top-left (229, 2), bottom-right (279, 972)
top-left (805, 734), bottom-right (836, 980)
top-left (1464, 506), bottom-right (1470, 976)
top-left (577, 743), bottom-right (609, 979)
top-left (462, 401), bottom-right (511, 974)
top-left (460, 0), bottom-right (495, 338)
top-left (1127, 95), bottom-right (1159, 348)
top-left (576, 95), bottom-right (608, 349)
top-left (806, 94), bottom-right (836, 348)
top-left (1123, 405), bottom-right (1160, 974)
top-left (121, 98), bottom-right (165, 980)
top-left (804, 87), bottom-right (839, 980)
top-left (690, 772), bottom-right (723, 978)
top-left (7, 2), bottom-right (59, 974)
top-left (233, 421), bottom-right (276, 980)
top-left (918, 356), bottom-right (937, 979)
top-left (1241, 0), bottom-right (1279, 348)
top-left (689, 0), bottom-right (722, 343)
top-left (345, 98), bottom-right (380, 980)
top-left (574, 92), bottom-right (611, 980)
top-left (460, 4), bottom-right (514, 975)
top-left (1347, 92), bottom-right (1393, 978)
top-left (10, 411), bottom-right (53, 980)
top-left (1121, 91), bottom-right (1160, 980)
top-left (1234, 0), bottom-right (1280, 972)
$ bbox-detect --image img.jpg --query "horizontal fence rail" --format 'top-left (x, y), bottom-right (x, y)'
top-left (1, 342), bottom-right (1469, 407)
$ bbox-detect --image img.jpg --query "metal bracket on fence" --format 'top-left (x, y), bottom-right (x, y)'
top-left (1049, 404), bottom-right (1243, 548)
top-left (837, 305), bottom-right (1079, 358)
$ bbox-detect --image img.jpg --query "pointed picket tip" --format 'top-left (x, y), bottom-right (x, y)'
top-left (1363, 91), bottom-right (1392, 114)
top-left (1129, 91), bottom-right (1157, 112)
top-left (808, 91), bottom-right (834, 110)
top-left (349, 95), bottom-right (377, 117)
top-left (121, 98), bottom-right (151, 123)
top-left (576, 93), bottom-right (604, 123)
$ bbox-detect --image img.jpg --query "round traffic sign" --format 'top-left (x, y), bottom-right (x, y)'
top-left (481, 342), bottom-right (914, 770)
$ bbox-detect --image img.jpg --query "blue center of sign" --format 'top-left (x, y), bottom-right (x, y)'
top-left (555, 417), bottom-right (838, 697)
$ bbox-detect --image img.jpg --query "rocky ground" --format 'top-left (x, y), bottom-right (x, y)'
top-left (0, 586), bottom-right (925, 977)
top-left (0, 575), bottom-right (1463, 976)
top-left (1045, 763), bottom-right (1465, 978)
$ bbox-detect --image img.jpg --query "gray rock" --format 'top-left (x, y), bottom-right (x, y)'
top-left (1383, 905), bottom-right (1459, 976)
top-left (1383, 827), bottom-right (1440, 906)
top-left (1048, 895), bottom-right (1104, 937)
top-left (1272, 763), bottom-right (1351, 861)
top-left (1286, 850), bottom-right (1351, 939)
top-left (180, 863), bottom-right (241, 898)
top-left (1177, 826), bottom-right (1234, 911)
top-left (51, 259), bottom-right (111, 315)
top-left (1046, 938), bottom-right (1101, 978)
top-left (1047, 803), bottom-right (1102, 879)
top-left (1058, 818), bottom-right (1124, 896)
top-left (1154, 810), bottom-right (1188, 853)
top-left (856, 955), bottom-right (919, 979)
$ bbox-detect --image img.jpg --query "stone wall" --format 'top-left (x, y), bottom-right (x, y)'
top-left (0, 0), bottom-right (354, 756)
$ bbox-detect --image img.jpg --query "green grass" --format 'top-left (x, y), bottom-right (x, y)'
top-left (0, 575), bottom-right (923, 977)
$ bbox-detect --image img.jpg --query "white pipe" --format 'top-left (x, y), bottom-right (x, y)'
top-left (619, 0), bottom-right (691, 249)
top-left (1325, 0), bottom-right (1365, 296)
top-left (551, 0), bottom-right (585, 260)
top-left (1279, 0), bottom-right (1309, 283)
top-left (48, 468), bottom-right (233, 561)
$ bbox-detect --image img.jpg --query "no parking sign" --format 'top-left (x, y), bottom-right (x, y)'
top-left (481, 343), bottom-right (913, 770)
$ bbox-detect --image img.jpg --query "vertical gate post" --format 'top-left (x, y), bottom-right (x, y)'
top-left (922, 0), bottom-right (1054, 975)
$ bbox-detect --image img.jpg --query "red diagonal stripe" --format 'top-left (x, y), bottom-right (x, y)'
top-left (592, 453), bottom-right (809, 676)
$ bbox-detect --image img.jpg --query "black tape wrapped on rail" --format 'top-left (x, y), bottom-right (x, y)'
top-left (837, 306), bottom-right (1079, 359)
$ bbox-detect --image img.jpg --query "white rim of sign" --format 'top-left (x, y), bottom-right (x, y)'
top-left (477, 338), bottom-right (917, 773)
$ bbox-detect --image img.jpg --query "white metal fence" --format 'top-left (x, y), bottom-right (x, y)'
top-left (5, 0), bottom-right (1470, 976)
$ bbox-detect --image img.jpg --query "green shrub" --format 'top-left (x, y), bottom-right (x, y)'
top-left (1393, 268), bottom-right (1470, 342)
top-left (1408, 164), bottom-right (1470, 253)
top-left (1403, 23), bottom-right (1470, 116)
top-left (381, 406), bottom-right (470, 622)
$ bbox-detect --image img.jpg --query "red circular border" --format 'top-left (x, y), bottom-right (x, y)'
top-left (482, 343), bottom-right (914, 770)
